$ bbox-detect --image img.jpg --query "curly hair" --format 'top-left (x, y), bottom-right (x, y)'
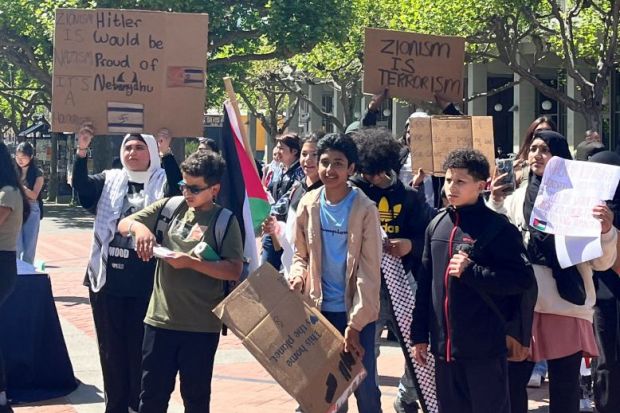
top-left (442, 148), bottom-right (490, 182)
top-left (351, 128), bottom-right (403, 175)
top-left (317, 133), bottom-right (358, 167)
top-left (180, 150), bottom-right (226, 186)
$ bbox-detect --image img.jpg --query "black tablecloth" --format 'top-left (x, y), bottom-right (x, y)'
top-left (0, 272), bottom-right (78, 403)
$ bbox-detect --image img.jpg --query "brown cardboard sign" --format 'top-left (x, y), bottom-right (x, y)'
top-left (363, 28), bottom-right (465, 102)
top-left (51, 8), bottom-right (209, 137)
top-left (213, 264), bottom-right (367, 413)
top-left (409, 115), bottom-right (495, 174)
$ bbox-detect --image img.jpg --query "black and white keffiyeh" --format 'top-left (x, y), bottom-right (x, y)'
top-left (87, 134), bottom-right (166, 292)
top-left (381, 253), bottom-right (438, 413)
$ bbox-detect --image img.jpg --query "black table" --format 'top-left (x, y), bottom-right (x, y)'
top-left (0, 267), bottom-right (78, 403)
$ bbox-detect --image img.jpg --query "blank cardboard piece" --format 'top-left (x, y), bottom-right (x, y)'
top-left (363, 27), bottom-right (465, 102)
top-left (51, 8), bottom-right (208, 137)
top-left (409, 115), bottom-right (495, 174)
top-left (213, 264), bottom-right (366, 413)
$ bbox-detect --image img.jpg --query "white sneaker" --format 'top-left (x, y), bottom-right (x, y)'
top-left (579, 397), bottom-right (593, 412)
top-left (527, 372), bottom-right (543, 388)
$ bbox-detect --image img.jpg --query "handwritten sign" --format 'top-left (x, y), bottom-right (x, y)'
top-left (213, 264), bottom-right (366, 413)
top-left (363, 28), bottom-right (465, 102)
top-left (530, 157), bottom-right (620, 237)
top-left (409, 115), bottom-right (495, 174)
top-left (51, 8), bottom-right (209, 137)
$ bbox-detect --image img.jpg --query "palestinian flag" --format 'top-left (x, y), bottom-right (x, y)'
top-left (218, 101), bottom-right (270, 273)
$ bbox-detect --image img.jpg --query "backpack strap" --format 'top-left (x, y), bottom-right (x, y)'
top-left (212, 207), bottom-right (233, 254)
top-left (154, 196), bottom-right (185, 244)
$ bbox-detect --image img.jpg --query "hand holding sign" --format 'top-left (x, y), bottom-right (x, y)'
top-left (593, 204), bottom-right (614, 234)
top-left (344, 326), bottom-right (364, 360)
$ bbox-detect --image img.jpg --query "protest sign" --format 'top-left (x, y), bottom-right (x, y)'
top-left (51, 8), bottom-right (209, 137)
top-left (213, 264), bottom-right (366, 413)
top-left (530, 156), bottom-right (620, 237)
top-left (409, 115), bottom-right (495, 174)
top-left (363, 28), bottom-right (465, 102)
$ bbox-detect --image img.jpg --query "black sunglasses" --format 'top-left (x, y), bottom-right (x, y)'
top-left (178, 180), bottom-right (211, 195)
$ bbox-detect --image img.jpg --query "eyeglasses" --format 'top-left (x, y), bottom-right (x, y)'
top-left (178, 180), bottom-right (211, 195)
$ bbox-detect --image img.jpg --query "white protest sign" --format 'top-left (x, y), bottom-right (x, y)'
top-left (554, 235), bottom-right (603, 269)
top-left (530, 157), bottom-right (620, 237)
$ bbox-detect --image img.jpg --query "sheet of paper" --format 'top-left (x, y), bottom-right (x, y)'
top-left (555, 235), bottom-right (603, 268)
top-left (530, 157), bottom-right (620, 236)
top-left (153, 245), bottom-right (176, 259)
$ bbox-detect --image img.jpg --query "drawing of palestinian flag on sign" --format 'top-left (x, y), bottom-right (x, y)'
top-left (218, 101), bottom-right (270, 274)
top-left (532, 218), bottom-right (547, 231)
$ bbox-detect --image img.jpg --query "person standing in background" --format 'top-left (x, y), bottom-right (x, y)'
top-left (14, 142), bottom-right (43, 264)
top-left (0, 141), bottom-right (30, 413)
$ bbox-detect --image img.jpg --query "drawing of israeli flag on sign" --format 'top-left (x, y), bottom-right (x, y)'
top-left (107, 102), bottom-right (144, 133)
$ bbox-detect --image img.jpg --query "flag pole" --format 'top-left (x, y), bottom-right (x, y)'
top-left (223, 77), bottom-right (259, 176)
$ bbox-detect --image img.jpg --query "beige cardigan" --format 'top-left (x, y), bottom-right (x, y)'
top-left (488, 186), bottom-right (618, 322)
top-left (290, 188), bottom-right (382, 331)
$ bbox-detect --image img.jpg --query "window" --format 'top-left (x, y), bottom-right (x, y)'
top-left (321, 93), bottom-right (334, 133)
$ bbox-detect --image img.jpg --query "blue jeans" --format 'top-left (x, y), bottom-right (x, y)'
top-left (533, 360), bottom-right (548, 376)
top-left (260, 235), bottom-right (283, 270)
top-left (17, 200), bottom-right (40, 264)
top-left (323, 311), bottom-right (382, 413)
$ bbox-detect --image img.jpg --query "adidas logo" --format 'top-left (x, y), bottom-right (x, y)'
top-left (377, 197), bottom-right (401, 234)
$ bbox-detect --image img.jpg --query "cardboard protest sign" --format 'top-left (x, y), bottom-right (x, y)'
top-left (530, 156), bottom-right (620, 237)
top-left (213, 264), bottom-right (366, 413)
top-left (51, 8), bottom-right (208, 137)
top-left (409, 115), bottom-right (495, 174)
top-left (363, 28), bottom-right (465, 102)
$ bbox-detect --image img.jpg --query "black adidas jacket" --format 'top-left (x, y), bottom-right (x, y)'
top-left (350, 176), bottom-right (435, 274)
top-left (411, 198), bottom-right (535, 361)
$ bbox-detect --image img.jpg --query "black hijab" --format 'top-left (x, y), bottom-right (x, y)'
top-left (523, 131), bottom-right (587, 305)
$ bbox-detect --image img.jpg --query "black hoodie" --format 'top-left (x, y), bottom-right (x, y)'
top-left (412, 198), bottom-right (534, 361)
top-left (350, 175), bottom-right (435, 274)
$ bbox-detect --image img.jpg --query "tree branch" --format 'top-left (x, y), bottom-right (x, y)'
top-left (464, 80), bottom-right (521, 102)
top-left (274, 77), bottom-right (345, 131)
top-left (210, 29), bottom-right (262, 50)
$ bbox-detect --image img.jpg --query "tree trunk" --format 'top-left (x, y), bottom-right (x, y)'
top-left (46, 132), bottom-right (58, 202)
top-left (582, 106), bottom-right (602, 134)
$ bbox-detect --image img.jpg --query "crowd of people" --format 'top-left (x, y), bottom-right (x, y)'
top-left (0, 91), bottom-right (619, 413)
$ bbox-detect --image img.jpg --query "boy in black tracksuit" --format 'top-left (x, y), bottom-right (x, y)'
top-left (411, 149), bottom-right (534, 413)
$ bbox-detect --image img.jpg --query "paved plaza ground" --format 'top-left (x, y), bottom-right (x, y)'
top-left (11, 203), bottom-right (550, 412)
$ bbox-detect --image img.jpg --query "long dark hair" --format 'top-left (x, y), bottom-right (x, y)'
top-left (0, 141), bottom-right (30, 221)
top-left (516, 116), bottom-right (557, 160)
top-left (16, 141), bottom-right (39, 191)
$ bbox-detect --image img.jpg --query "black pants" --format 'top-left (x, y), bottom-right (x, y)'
top-left (435, 356), bottom-right (510, 413)
top-left (90, 290), bottom-right (150, 413)
top-left (508, 360), bottom-right (535, 413)
top-left (593, 297), bottom-right (620, 413)
top-left (0, 251), bottom-right (17, 393)
top-left (509, 352), bottom-right (581, 413)
top-left (139, 325), bottom-right (220, 413)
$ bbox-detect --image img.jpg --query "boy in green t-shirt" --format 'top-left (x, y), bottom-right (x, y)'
top-left (118, 151), bottom-right (243, 413)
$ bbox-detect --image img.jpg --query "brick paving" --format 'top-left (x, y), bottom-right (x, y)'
top-left (11, 203), bottom-right (551, 412)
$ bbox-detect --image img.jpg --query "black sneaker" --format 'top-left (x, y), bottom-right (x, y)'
top-left (393, 397), bottom-right (419, 413)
